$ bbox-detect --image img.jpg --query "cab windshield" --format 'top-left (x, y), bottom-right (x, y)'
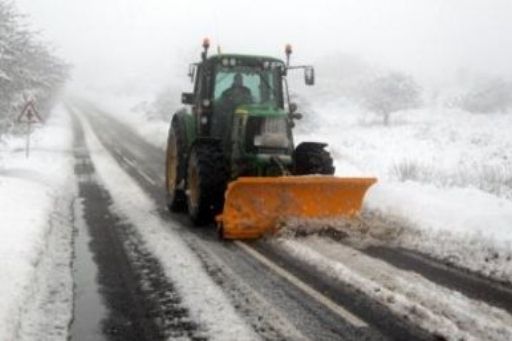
top-left (213, 65), bottom-right (282, 109)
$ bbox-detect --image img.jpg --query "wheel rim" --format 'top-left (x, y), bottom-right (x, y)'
top-left (166, 132), bottom-right (178, 193)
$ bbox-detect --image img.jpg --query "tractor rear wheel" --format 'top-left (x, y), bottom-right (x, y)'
top-left (165, 116), bottom-right (188, 212)
top-left (186, 141), bottom-right (228, 226)
top-left (293, 142), bottom-right (335, 175)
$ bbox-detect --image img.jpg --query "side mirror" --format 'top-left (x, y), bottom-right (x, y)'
top-left (188, 64), bottom-right (196, 82)
top-left (289, 102), bottom-right (298, 113)
top-left (305, 66), bottom-right (315, 86)
top-left (182, 92), bottom-right (194, 105)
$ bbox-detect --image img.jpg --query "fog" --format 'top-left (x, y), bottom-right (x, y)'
top-left (15, 0), bottom-right (512, 93)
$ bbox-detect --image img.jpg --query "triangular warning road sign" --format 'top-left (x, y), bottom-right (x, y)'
top-left (17, 100), bottom-right (44, 123)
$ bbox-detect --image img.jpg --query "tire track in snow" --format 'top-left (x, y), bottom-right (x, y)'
top-left (277, 237), bottom-right (512, 341)
top-left (70, 109), bottom-right (208, 340)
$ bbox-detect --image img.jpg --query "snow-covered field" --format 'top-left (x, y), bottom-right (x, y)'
top-left (85, 91), bottom-right (512, 285)
top-left (299, 99), bottom-right (512, 198)
top-left (295, 100), bottom-right (512, 284)
top-left (0, 104), bottom-right (75, 340)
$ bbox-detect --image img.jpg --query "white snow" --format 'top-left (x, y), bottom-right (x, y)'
top-left (77, 112), bottom-right (259, 341)
top-left (365, 182), bottom-right (512, 278)
top-left (0, 68), bottom-right (10, 81)
top-left (0, 104), bottom-right (75, 340)
top-left (295, 103), bottom-right (512, 283)
top-left (297, 102), bottom-right (512, 195)
top-left (73, 89), bottom-right (168, 150)
top-left (277, 237), bottom-right (512, 341)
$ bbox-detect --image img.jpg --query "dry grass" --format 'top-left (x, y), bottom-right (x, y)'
top-left (392, 160), bottom-right (512, 199)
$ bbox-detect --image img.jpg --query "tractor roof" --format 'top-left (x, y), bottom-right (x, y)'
top-left (205, 54), bottom-right (285, 65)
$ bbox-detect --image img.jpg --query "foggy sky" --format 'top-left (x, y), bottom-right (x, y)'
top-left (15, 0), bottom-right (512, 91)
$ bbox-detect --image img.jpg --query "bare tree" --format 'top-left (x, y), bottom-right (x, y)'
top-left (0, 0), bottom-right (69, 134)
top-left (360, 72), bottom-right (421, 125)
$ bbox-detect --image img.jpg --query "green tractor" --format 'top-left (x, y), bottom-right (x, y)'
top-left (165, 39), bottom-right (375, 239)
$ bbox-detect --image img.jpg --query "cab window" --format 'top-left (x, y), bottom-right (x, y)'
top-left (213, 66), bottom-right (279, 106)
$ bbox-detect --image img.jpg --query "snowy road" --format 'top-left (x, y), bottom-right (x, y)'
top-left (68, 101), bottom-right (512, 341)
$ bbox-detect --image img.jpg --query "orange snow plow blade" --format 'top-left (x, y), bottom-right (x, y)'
top-left (217, 176), bottom-right (377, 240)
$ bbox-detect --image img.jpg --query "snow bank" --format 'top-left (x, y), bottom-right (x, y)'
top-left (0, 104), bottom-right (75, 340)
top-left (362, 181), bottom-right (512, 283)
top-left (78, 114), bottom-right (258, 341)
top-left (367, 182), bottom-right (512, 241)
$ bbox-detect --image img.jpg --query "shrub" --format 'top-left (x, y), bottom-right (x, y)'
top-left (360, 72), bottom-right (422, 125)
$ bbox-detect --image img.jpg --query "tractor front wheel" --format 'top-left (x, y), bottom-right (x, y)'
top-left (293, 142), bottom-right (335, 175)
top-left (186, 141), bottom-right (228, 226)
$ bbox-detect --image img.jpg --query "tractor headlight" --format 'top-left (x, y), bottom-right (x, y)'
top-left (254, 117), bottom-right (289, 148)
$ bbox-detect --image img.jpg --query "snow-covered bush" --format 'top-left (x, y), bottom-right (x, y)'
top-left (458, 78), bottom-right (512, 114)
top-left (392, 160), bottom-right (434, 183)
top-left (0, 1), bottom-right (68, 135)
top-left (148, 85), bottom-right (181, 121)
top-left (299, 54), bottom-right (424, 127)
top-left (360, 72), bottom-right (422, 125)
top-left (129, 81), bottom-right (184, 123)
top-left (391, 160), bottom-right (512, 200)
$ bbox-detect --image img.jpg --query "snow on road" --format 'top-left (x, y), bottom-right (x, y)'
top-left (0, 104), bottom-right (75, 340)
top-left (76, 91), bottom-right (168, 150)
top-left (77, 112), bottom-right (259, 341)
top-left (277, 237), bottom-right (512, 341)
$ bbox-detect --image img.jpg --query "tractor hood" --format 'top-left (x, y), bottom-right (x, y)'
top-left (234, 104), bottom-right (288, 118)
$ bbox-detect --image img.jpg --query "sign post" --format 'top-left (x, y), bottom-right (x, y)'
top-left (17, 97), bottom-right (43, 158)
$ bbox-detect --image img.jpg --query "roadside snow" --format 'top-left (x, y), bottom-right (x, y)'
top-left (77, 113), bottom-right (259, 341)
top-left (363, 181), bottom-right (512, 283)
top-left (295, 104), bottom-right (512, 283)
top-left (0, 104), bottom-right (75, 340)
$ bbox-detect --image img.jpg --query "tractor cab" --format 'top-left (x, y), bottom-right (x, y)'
top-left (181, 40), bottom-right (314, 176)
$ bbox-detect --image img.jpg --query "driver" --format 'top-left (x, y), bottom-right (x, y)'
top-left (213, 73), bottom-right (254, 142)
top-left (220, 73), bottom-right (253, 112)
